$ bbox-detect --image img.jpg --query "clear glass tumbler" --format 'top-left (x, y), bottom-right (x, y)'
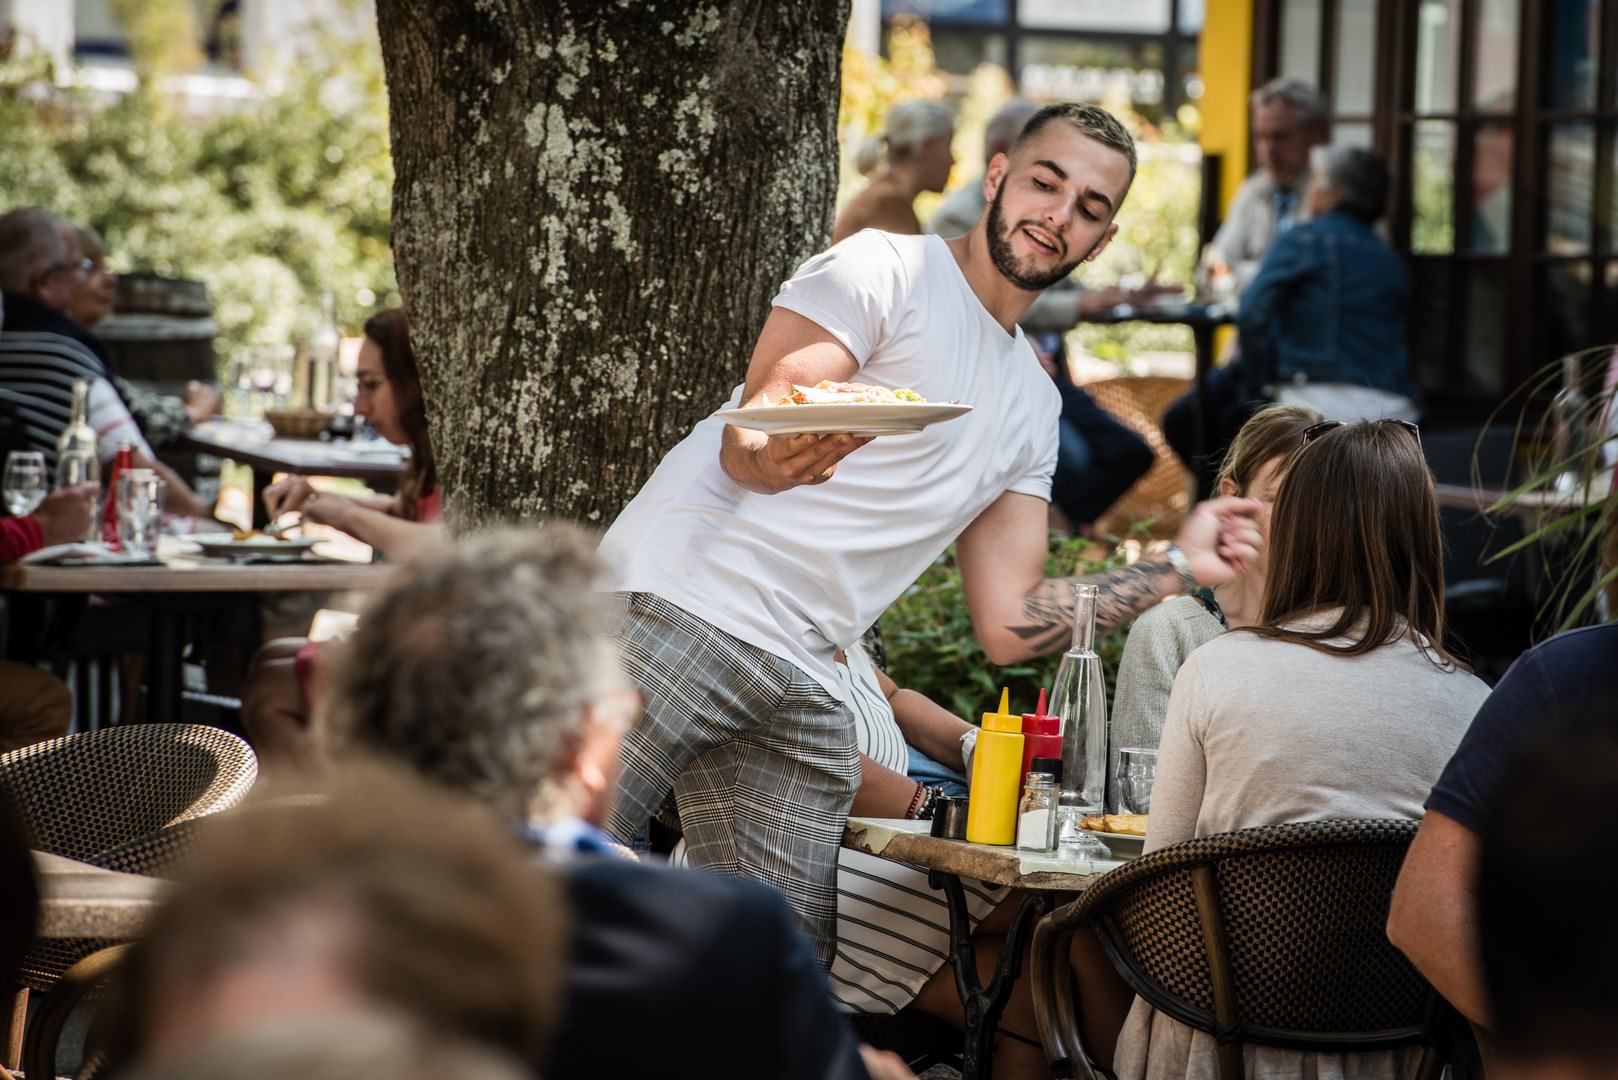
top-left (117, 468), bottom-right (163, 556)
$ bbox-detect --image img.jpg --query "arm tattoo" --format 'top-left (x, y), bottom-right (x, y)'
top-left (1008, 557), bottom-right (1181, 656)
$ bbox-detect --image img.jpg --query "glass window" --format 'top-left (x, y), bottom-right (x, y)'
top-left (1470, 122), bottom-right (1514, 253)
top-left (1466, 265), bottom-right (1510, 393)
top-left (1333, 121), bottom-right (1375, 148)
top-left (1279, 0), bottom-right (1322, 87)
top-left (1408, 260), bottom-right (1455, 387)
top-left (1546, 0), bottom-right (1602, 111)
top-left (1018, 37), bottom-right (1166, 113)
top-left (930, 28), bottom-right (1009, 75)
top-left (1412, 121), bottom-right (1457, 254)
top-left (1546, 123), bottom-right (1596, 254)
top-left (881, 0), bottom-right (1009, 21)
top-left (1332, 0), bottom-right (1378, 115)
top-left (1606, 128), bottom-right (1618, 252)
top-left (1472, 0), bottom-right (1519, 112)
top-left (1018, 0), bottom-right (1171, 33)
top-left (1539, 263), bottom-right (1593, 364)
top-left (1179, 0), bottom-right (1206, 34)
top-left (1415, 0), bottom-right (1462, 114)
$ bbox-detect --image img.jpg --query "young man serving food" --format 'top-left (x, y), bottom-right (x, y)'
top-left (600, 104), bottom-right (1261, 960)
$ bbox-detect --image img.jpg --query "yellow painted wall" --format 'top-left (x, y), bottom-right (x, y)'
top-left (1198, 0), bottom-right (1255, 215)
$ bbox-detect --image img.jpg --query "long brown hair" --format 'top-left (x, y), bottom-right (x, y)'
top-left (1246, 420), bottom-right (1462, 667)
top-left (362, 308), bottom-right (435, 519)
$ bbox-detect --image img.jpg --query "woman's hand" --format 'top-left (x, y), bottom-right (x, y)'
top-left (298, 491), bottom-right (353, 532)
top-left (263, 474), bottom-right (317, 519)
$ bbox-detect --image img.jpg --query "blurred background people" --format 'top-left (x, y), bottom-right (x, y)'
top-left (833, 100), bottom-right (955, 243)
top-left (67, 224), bottom-right (116, 329)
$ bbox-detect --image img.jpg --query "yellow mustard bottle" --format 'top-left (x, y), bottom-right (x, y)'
top-left (965, 687), bottom-right (1025, 845)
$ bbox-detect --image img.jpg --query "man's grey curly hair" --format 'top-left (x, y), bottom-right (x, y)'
top-left (320, 524), bottom-right (629, 820)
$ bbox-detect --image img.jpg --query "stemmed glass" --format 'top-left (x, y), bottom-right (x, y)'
top-left (2, 451), bottom-right (47, 516)
top-left (1116, 748), bottom-right (1158, 816)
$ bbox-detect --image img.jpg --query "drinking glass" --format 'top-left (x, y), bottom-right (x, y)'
top-left (117, 469), bottom-right (163, 556)
top-left (55, 448), bottom-right (99, 490)
top-left (1116, 747), bottom-right (1158, 816)
top-left (2, 451), bottom-right (48, 516)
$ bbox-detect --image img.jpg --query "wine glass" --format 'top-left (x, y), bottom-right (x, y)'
top-left (2, 451), bottom-right (48, 516)
top-left (1117, 747), bottom-right (1158, 816)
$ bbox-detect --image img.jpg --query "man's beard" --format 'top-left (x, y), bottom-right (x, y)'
top-left (984, 182), bottom-right (1100, 292)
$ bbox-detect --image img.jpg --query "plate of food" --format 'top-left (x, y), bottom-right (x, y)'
top-left (1081, 813), bottom-right (1148, 855)
top-left (716, 381), bottom-right (972, 437)
top-left (193, 529), bottom-right (322, 558)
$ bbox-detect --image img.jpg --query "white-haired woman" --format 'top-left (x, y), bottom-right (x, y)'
top-left (832, 100), bottom-right (955, 242)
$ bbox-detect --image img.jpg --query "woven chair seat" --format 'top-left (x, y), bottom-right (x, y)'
top-left (1080, 375), bottom-right (1192, 540)
top-left (2, 725), bottom-right (257, 992)
top-left (1032, 819), bottom-right (1442, 1080)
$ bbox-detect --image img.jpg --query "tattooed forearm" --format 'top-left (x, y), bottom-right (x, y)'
top-left (1006, 557), bottom-right (1183, 656)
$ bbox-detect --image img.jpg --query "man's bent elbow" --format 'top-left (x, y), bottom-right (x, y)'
top-left (980, 634), bottom-right (1030, 667)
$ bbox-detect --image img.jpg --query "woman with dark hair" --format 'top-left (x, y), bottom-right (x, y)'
top-left (1113, 420), bottom-right (1491, 1080)
top-left (246, 308), bottom-right (441, 776)
top-left (262, 308), bottom-right (440, 561)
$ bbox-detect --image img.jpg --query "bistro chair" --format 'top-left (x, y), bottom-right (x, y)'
top-left (1081, 375), bottom-right (1193, 540)
top-left (1030, 819), bottom-right (1443, 1080)
top-left (0, 725), bottom-right (256, 1072)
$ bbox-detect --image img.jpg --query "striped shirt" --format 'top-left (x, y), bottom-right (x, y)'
top-left (0, 332), bottom-right (152, 472)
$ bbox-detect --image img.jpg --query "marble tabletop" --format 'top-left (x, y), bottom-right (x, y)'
top-left (843, 817), bottom-right (1134, 890)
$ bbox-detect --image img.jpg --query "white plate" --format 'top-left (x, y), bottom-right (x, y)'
top-left (193, 536), bottom-right (322, 558)
top-left (715, 401), bottom-right (973, 437)
top-left (1085, 829), bottom-right (1146, 855)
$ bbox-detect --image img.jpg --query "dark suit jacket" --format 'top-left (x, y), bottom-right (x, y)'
top-left (545, 855), bottom-right (870, 1080)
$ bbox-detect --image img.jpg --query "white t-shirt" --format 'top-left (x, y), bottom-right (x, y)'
top-left (602, 230), bottom-right (1060, 695)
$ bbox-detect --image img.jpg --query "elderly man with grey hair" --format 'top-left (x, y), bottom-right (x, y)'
top-left (1205, 78), bottom-right (1330, 287)
top-left (321, 525), bottom-right (908, 1080)
top-left (1236, 145), bottom-right (1419, 422)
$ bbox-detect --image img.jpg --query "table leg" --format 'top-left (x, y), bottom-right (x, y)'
top-left (929, 870), bottom-right (1054, 1080)
top-left (1191, 322), bottom-right (1215, 502)
top-left (144, 611), bottom-right (185, 724)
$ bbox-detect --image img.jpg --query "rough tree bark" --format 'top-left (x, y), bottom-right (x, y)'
top-left (375, 1), bottom-right (850, 527)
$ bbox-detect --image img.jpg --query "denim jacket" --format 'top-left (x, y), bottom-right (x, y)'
top-left (1236, 210), bottom-right (1418, 403)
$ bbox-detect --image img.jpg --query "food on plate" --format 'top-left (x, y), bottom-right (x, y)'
top-left (1080, 813), bottom-right (1148, 837)
top-left (230, 528), bottom-right (287, 543)
top-left (765, 380), bottom-right (927, 406)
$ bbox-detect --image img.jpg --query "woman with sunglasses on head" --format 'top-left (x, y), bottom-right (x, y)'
top-left (1113, 420), bottom-right (1489, 1080)
top-left (1109, 403), bottom-right (1321, 804)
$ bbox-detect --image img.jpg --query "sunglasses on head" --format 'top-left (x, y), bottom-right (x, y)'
top-left (1300, 419), bottom-right (1421, 447)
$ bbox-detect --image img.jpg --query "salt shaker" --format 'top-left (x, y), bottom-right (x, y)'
top-left (1015, 771), bottom-right (1058, 852)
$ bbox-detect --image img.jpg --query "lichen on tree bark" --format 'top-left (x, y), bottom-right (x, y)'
top-left (376, 0), bottom-right (849, 528)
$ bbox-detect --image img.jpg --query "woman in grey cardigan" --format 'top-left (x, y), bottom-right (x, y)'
top-left (1108, 404), bottom-right (1322, 804)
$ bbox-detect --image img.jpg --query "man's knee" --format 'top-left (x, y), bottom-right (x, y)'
top-left (0, 662), bottom-right (72, 753)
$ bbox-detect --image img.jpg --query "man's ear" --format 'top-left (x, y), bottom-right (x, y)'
top-left (1084, 222), bottom-right (1120, 262)
top-left (982, 151), bottom-right (1009, 202)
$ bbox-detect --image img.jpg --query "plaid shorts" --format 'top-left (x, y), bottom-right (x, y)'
top-left (607, 592), bottom-right (859, 965)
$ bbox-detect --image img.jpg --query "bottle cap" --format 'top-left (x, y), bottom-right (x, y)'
top-left (980, 687), bottom-right (1021, 734)
top-left (1031, 756), bottom-right (1064, 784)
top-left (1021, 686), bottom-right (1059, 735)
top-left (1024, 771), bottom-right (1056, 788)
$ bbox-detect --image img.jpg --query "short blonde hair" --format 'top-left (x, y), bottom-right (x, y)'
top-left (1215, 403), bottom-right (1325, 494)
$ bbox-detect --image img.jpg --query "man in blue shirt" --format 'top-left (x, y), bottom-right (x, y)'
top-left (1388, 621), bottom-right (1618, 1032)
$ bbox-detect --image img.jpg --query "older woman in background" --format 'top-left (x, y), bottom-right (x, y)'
top-left (832, 100), bottom-right (955, 242)
top-left (1108, 403), bottom-right (1320, 801)
top-left (1115, 420), bottom-right (1490, 1080)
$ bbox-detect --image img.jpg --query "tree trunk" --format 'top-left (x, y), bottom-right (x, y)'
top-left (375, 0), bottom-right (849, 527)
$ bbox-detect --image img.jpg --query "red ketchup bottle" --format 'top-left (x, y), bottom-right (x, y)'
top-left (100, 440), bottom-right (134, 547)
top-left (1019, 686), bottom-right (1063, 785)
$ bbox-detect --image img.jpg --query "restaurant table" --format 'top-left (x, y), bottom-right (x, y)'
top-left (1433, 473), bottom-right (1612, 516)
top-left (844, 817), bottom-right (1136, 1079)
top-left (31, 850), bottom-right (168, 940)
top-left (181, 420), bottom-right (408, 527)
top-left (1, 549), bottom-right (392, 725)
top-left (1085, 300), bottom-right (1237, 487)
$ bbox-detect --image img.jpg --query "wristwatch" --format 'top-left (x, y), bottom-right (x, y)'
top-left (1163, 543), bottom-right (1197, 591)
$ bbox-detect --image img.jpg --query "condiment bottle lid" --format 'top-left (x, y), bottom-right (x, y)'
top-left (981, 687), bottom-right (1022, 734)
top-left (1021, 686), bottom-right (1059, 735)
top-left (1031, 756), bottom-right (1064, 784)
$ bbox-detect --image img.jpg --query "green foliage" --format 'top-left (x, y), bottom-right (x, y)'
top-left (879, 536), bottom-right (1133, 723)
top-left (0, 22), bottom-right (395, 375)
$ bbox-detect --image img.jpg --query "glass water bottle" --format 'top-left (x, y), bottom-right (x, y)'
top-left (1050, 582), bottom-right (1111, 861)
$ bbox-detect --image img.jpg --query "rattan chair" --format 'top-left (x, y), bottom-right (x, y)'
top-left (1, 725), bottom-right (256, 1072)
top-left (1030, 819), bottom-right (1444, 1080)
top-left (1080, 375), bottom-right (1193, 540)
